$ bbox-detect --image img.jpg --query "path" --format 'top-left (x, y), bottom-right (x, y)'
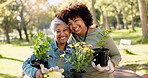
top-left (114, 66), bottom-right (143, 78)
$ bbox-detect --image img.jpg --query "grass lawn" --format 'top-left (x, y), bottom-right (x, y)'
top-left (0, 27), bottom-right (148, 78)
top-left (0, 41), bottom-right (34, 78)
top-left (110, 27), bottom-right (148, 77)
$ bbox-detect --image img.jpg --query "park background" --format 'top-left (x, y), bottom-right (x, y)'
top-left (0, 0), bottom-right (148, 78)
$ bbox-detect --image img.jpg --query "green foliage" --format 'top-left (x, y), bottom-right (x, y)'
top-left (95, 8), bottom-right (101, 22)
top-left (32, 31), bottom-right (53, 61)
top-left (96, 28), bottom-right (112, 50)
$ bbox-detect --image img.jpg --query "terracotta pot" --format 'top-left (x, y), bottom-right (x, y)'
top-left (30, 59), bottom-right (48, 69)
top-left (70, 69), bottom-right (86, 78)
top-left (93, 48), bottom-right (109, 67)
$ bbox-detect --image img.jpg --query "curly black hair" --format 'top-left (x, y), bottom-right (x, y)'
top-left (55, 2), bottom-right (93, 27)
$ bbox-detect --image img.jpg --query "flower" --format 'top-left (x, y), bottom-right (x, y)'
top-left (68, 44), bottom-right (73, 48)
top-left (88, 44), bottom-right (93, 47)
top-left (75, 43), bottom-right (79, 47)
top-left (87, 54), bottom-right (90, 56)
top-left (67, 48), bottom-right (71, 50)
top-left (60, 54), bottom-right (66, 57)
top-left (63, 42), bottom-right (94, 73)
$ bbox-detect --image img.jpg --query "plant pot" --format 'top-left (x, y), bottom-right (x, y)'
top-left (70, 69), bottom-right (86, 78)
top-left (30, 59), bottom-right (48, 69)
top-left (93, 48), bottom-right (109, 67)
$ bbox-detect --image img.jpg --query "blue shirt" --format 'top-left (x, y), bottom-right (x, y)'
top-left (22, 41), bottom-right (74, 78)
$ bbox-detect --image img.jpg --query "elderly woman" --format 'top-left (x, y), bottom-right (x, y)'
top-left (22, 18), bottom-right (73, 78)
top-left (55, 2), bottom-right (121, 78)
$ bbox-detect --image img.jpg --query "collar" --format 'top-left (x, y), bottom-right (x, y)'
top-left (52, 40), bottom-right (70, 52)
top-left (51, 40), bottom-right (59, 51)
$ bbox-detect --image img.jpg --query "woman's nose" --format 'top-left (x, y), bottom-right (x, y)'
top-left (72, 23), bottom-right (77, 28)
top-left (60, 31), bottom-right (65, 36)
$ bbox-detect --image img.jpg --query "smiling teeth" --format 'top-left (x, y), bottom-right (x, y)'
top-left (75, 27), bottom-right (79, 31)
top-left (61, 37), bottom-right (65, 39)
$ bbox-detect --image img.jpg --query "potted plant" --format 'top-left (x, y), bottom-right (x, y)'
top-left (30, 31), bottom-right (53, 69)
top-left (62, 42), bottom-right (95, 78)
top-left (93, 27), bottom-right (112, 67)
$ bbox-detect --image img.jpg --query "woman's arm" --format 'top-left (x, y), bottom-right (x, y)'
top-left (22, 54), bottom-right (39, 78)
top-left (105, 35), bottom-right (121, 66)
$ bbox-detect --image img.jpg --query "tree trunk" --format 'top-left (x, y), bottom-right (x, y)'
top-left (16, 28), bottom-right (23, 40)
top-left (123, 13), bottom-right (129, 29)
top-left (98, 6), bottom-right (105, 27)
top-left (91, 0), bottom-right (98, 25)
top-left (5, 29), bottom-right (10, 43)
top-left (23, 27), bottom-right (29, 42)
top-left (131, 0), bottom-right (135, 31)
top-left (122, 24), bottom-right (124, 29)
top-left (19, 1), bottom-right (31, 42)
top-left (125, 19), bottom-right (129, 29)
top-left (4, 18), bottom-right (10, 43)
top-left (105, 11), bottom-right (109, 29)
top-left (115, 15), bottom-right (120, 29)
top-left (138, 0), bottom-right (148, 42)
top-left (114, 8), bottom-right (121, 29)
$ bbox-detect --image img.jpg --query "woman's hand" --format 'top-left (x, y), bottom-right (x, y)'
top-left (92, 60), bottom-right (115, 73)
top-left (35, 69), bottom-right (43, 78)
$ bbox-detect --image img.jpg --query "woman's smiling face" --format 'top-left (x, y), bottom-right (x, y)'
top-left (68, 17), bottom-right (87, 36)
top-left (54, 23), bottom-right (70, 44)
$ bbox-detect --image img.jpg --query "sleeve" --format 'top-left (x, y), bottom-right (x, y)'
top-left (22, 54), bottom-right (38, 78)
top-left (104, 35), bottom-right (121, 66)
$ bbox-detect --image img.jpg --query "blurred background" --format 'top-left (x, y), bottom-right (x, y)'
top-left (0, 0), bottom-right (148, 78)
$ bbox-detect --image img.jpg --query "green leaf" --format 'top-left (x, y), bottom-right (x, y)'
top-left (103, 36), bottom-right (109, 40)
top-left (34, 35), bottom-right (37, 41)
top-left (97, 31), bottom-right (103, 34)
top-left (33, 45), bottom-right (38, 50)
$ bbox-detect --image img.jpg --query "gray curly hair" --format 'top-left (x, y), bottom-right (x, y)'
top-left (50, 18), bottom-right (68, 34)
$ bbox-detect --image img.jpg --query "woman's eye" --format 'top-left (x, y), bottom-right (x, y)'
top-left (64, 29), bottom-right (68, 31)
top-left (74, 19), bottom-right (78, 22)
top-left (56, 31), bottom-right (60, 33)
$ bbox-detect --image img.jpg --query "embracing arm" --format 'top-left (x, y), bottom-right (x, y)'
top-left (22, 54), bottom-right (38, 78)
top-left (105, 35), bottom-right (121, 66)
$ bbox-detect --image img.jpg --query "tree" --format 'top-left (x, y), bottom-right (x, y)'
top-left (0, 0), bottom-right (7, 4)
top-left (15, 0), bottom-right (33, 42)
top-left (138, 0), bottom-right (148, 42)
top-left (121, 0), bottom-right (131, 29)
top-left (0, 0), bottom-right (17, 43)
top-left (28, 0), bottom-right (56, 35)
top-left (0, 16), bottom-right (11, 43)
top-left (91, 0), bottom-right (98, 24)
top-left (98, 6), bottom-right (105, 27)
top-left (96, 0), bottom-right (113, 29)
top-left (13, 16), bottom-right (23, 40)
top-left (131, 0), bottom-right (135, 30)
top-left (10, 1), bottom-right (23, 40)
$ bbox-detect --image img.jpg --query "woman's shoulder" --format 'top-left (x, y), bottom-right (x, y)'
top-left (88, 27), bottom-right (102, 35)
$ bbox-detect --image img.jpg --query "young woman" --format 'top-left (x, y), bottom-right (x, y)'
top-left (55, 2), bottom-right (121, 78)
top-left (22, 18), bottom-right (73, 78)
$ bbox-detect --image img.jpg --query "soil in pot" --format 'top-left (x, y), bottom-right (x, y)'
top-left (30, 59), bottom-right (48, 69)
top-left (70, 69), bottom-right (86, 78)
top-left (93, 48), bottom-right (109, 67)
